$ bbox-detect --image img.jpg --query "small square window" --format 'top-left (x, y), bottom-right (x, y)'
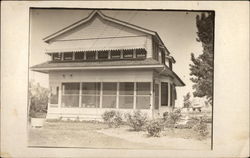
top-left (63, 53), bottom-right (73, 60)
top-left (75, 52), bottom-right (85, 60)
top-left (52, 53), bottom-right (61, 61)
top-left (111, 50), bottom-right (121, 59)
top-left (123, 50), bottom-right (133, 59)
top-left (136, 49), bottom-right (146, 58)
top-left (98, 51), bottom-right (109, 59)
top-left (86, 51), bottom-right (96, 60)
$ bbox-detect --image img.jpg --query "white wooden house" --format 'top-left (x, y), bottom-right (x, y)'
top-left (31, 10), bottom-right (185, 120)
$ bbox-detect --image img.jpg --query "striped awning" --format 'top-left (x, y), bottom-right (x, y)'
top-left (45, 36), bottom-right (147, 53)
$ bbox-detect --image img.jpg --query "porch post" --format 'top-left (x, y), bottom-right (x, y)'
top-left (58, 83), bottom-right (62, 109)
top-left (116, 82), bottom-right (119, 109)
top-left (79, 82), bottom-right (82, 108)
top-left (100, 82), bottom-right (103, 108)
top-left (133, 82), bottom-right (136, 110)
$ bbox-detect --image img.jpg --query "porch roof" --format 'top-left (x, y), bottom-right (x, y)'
top-left (31, 58), bottom-right (162, 72)
top-left (31, 58), bottom-right (185, 86)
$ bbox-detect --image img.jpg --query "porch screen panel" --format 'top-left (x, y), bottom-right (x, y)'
top-left (62, 83), bottom-right (80, 107)
top-left (82, 83), bottom-right (100, 108)
top-left (136, 82), bottom-right (150, 109)
top-left (161, 82), bottom-right (168, 106)
top-left (154, 84), bottom-right (159, 109)
top-left (102, 83), bottom-right (117, 108)
top-left (119, 82), bottom-right (134, 109)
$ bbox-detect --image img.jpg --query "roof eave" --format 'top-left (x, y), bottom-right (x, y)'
top-left (30, 64), bottom-right (164, 73)
top-left (43, 10), bottom-right (157, 43)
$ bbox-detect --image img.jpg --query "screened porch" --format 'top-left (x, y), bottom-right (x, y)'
top-left (50, 82), bottom-right (154, 110)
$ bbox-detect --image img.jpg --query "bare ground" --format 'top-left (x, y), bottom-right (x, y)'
top-left (28, 121), bottom-right (211, 150)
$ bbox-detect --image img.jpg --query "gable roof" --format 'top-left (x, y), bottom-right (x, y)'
top-left (43, 10), bottom-right (170, 55)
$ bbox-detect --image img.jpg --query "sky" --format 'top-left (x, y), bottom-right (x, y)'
top-left (29, 9), bottom-right (205, 106)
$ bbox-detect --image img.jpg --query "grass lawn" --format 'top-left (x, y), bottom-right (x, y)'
top-left (28, 120), bottom-right (211, 150)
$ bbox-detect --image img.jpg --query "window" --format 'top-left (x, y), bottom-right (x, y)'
top-left (111, 50), bottom-right (121, 59)
top-left (52, 53), bottom-right (61, 61)
top-left (62, 83), bottom-right (80, 107)
top-left (50, 86), bottom-right (59, 105)
top-left (136, 49), bottom-right (146, 58)
top-left (82, 83), bottom-right (100, 108)
top-left (154, 84), bottom-right (159, 109)
top-left (169, 61), bottom-right (172, 70)
top-left (75, 52), bottom-right (85, 60)
top-left (86, 51), bottom-right (96, 60)
top-left (136, 82), bottom-right (151, 109)
top-left (161, 82), bottom-right (168, 106)
top-left (153, 41), bottom-right (159, 61)
top-left (119, 82), bottom-right (134, 109)
top-left (98, 50), bottom-right (109, 59)
top-left (170, 84), bottom-right (175, 107)
top-left (102, 83), bottom-right (117, 108)
top-left (123, 50), bottom-right (133, 59)
top-left (161, 51), bottom-right (165, 64)
top-left (63, 52), bottom-right (73, 60)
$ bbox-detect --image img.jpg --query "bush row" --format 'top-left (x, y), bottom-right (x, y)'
top-left (102, 109), bottom-right (210, 138)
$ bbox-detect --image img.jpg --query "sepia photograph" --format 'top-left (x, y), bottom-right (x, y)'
top-left (28, 8), bottom-right (214, 150)
top-left (1, 1), bottom-right (249, 157)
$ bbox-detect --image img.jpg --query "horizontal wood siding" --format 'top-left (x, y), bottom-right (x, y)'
top-left (50, 69), bottom-right (153, 83)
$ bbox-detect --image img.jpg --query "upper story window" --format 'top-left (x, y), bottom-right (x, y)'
top-left (52, 53), bottom-right (62, 61)
top-left (64, 52), bottom-right (73, 60)
top-left (98, 50), bottom-right (109, 59)
top-left (111, 50), bottom-right (121, 59)
top-left (136, 49), bottom-right (146, 58)
top-left (123, 49), bottom-right (133, 59)
top-left (169, 61), bottom-right (172, 70)
top-left (51, 48), bottom-right (147, 62)
top-left (75, 52), bottom-right (85, 60)
top-left (86, 51), bottom-right (96, 60)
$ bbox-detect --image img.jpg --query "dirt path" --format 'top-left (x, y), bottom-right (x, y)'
top-left (97, 127), bottom-right (211, 150)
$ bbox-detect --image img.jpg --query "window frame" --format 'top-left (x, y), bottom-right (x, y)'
top-left (161, 82), bottom-right (169, 106)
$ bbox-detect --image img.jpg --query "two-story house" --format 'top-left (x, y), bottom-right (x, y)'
top-left (31, 10), bottom-right (185, 120)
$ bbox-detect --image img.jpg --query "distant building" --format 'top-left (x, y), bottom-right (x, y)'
top-left (31, 10), bottom-right (185, 120)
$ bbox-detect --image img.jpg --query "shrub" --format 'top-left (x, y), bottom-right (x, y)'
top-left (29, 81), bottom-right (49, 118)
top-left (193, 116), bottom-right (209, 138)
top-left (146, 120), bottom-right (163, 137)
top-left (163, 111), bottom-right (169, 121)
top-left (183, 92), bottom-right (192, 108)
top-left (163, 109), bottom-right (182, 128)
top-left (126, 111), bottom-right (148, 131)
top-left (102, 110), bottom-right (123, 128)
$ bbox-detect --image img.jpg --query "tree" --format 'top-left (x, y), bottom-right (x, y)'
top-left (189, 12), bottom-right (214, 104)
top-left (183, 92), bottom-right (191, 108)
